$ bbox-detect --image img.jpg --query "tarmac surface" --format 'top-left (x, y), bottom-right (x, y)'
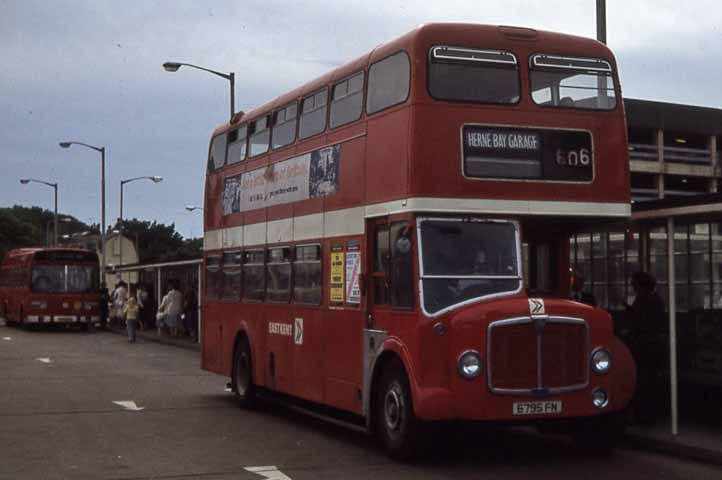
top-left (2, 322), bottom-right (722, 480)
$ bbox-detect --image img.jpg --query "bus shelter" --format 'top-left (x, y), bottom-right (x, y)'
top-left (107, 258), bottom-right (202, 342)
top-left (631, 193), bottom-right (722, 436)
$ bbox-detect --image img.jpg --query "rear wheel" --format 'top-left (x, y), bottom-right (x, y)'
top-left (232, 336), bottom-right (255, 408)
top-left (374, 360), bottom-right (424, 460)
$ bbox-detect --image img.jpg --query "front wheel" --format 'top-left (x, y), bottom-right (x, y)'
top-left (374, 360), bottom-right (424, 460)
top-left (232, 336), bottom-right (255, 408)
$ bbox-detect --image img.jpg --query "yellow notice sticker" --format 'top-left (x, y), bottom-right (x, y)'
top-left (330, 250), bottom-right (345, 303)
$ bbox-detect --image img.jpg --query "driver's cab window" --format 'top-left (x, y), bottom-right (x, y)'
top-left (373, 221), bottom-right (413, 308)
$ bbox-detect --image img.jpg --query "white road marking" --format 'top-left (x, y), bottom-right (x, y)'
top-left (36, 357), bottom-right (52, 363)
top-left (112, 400), bottom-right (145, 411)
top-left (2, 337), bottom-right (11, 341)
top-left (245, 465), bottom-right (292, 479)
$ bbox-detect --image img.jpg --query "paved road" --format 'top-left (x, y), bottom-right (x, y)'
top-left (1, 322), bottom-right (722, 480)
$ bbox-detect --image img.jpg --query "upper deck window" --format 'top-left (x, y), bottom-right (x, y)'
top-left (249, 115), bottom-right (271, 157)
top-left (272, 102), bottom-right (298, 149)
top-left (529, 54), bottom-right (616, 110)
top-left (330, 72), bottom-right (364, 129)
top-left (428, 46), bottom-right (520, 104)
top-left (367, 51), bottom-right (410, 114)
top-left (227, 125), bottom-right (248, 165)
top-left (208, 133), bottom-right (227, 172)
top-left (299, 88), bottom-right (328, 139)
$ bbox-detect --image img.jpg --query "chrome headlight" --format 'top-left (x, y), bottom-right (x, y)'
top-left (457, 350), bottom-right (483, 380)
top-left (591, 348), bottom-right (612, 375)
top-left (592, 388), bottom-right (609, 409)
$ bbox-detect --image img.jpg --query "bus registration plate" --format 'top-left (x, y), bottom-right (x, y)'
top-left (512, 401), bottom-right (562, 416)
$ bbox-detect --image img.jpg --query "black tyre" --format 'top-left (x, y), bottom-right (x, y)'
top-left (374, 360), bottom-right (423, 460)
top-left (573, 411), bottom-right (626, 454)
top-left (232, 336), bottom-right (255, 408)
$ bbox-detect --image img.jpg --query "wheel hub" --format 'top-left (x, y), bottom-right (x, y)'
top-left (384, 384), bottom-right (404, 432)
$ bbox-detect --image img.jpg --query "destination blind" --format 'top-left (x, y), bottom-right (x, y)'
top-left (462, 125), bottom-right (593, 181)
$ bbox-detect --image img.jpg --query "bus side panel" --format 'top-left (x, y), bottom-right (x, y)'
top-left (290, 306), bottom-right (325, 404)
top-left (265, 304), bottom-right (294, 394)
top-left (324, 308), bottom-right (365, 414)
top-left (201, 303), bottom-right (224, 374)
top-left (365, 109), bottom-right (410, 204)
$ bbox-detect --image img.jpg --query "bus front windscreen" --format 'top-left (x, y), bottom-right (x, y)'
top-left (32, 264), bottom-right (98, 293)
top-left (419, 219), bottom-right (521, 314)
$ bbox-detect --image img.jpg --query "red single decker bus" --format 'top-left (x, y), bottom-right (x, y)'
top-left (200, 23), bottom-right (636, 457)
top-left (0, 248), bottom-right (100, 331)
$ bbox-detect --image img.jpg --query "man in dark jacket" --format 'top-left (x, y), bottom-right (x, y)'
top-left (628, 271), bottom-right (666, 424)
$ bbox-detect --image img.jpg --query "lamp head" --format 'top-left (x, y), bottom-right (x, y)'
top-left (20, 178), bottom-right (30, 184)
top-left (185, 205), bottom-right (197, 212)
top-left (163, 62), bottom-right (181, 72)
top-left (151, 176), bottom-right (163, 183)
top-left (59, 142), bottom-right (71, 148)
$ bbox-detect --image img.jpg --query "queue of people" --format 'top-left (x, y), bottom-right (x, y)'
top-left (99, 279), bottom-right (198, 343)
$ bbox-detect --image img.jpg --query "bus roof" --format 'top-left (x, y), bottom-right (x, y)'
top-left (212, 23), bottom-right (614, 137)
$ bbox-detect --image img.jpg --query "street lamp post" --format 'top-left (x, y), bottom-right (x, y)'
top-left (59, 141), bottom-right (106, 274)
top-left (20, 178), bottom-right (58, 246)
top-left (184, 205), bottom-right (203, 212)
top-left (119, 176), bottom-right (163, 269)
top-left (162, 62), bottom-right (235, 120)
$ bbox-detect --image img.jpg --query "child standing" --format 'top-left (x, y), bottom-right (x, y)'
top-left (123, 286), bottom-right (140, 343)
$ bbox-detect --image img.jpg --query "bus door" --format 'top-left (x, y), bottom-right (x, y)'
top-left (522, 220), bottom-right (570, 298)
top-left (363, 217), bottom-right (416, 414)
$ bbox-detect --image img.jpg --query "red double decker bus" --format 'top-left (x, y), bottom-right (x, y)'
top-left (200, 23), bottom-right (636, 457)
top-left (0, 248), bottom-right (100, 331)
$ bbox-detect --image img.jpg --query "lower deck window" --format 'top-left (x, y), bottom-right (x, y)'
top-left (243, 250), bottom-right (265, 301)
top-left (294, 244), bottom-right (322, 305)
top-left (205, 255), bottom-right (223, 299)
top-left (267, 247), bottom-right (291, 303)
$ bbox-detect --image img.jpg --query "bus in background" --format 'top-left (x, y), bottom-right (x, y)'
top-left (200, 23), bottom-right (635, 458)
top-left (0, 248), bottom-right (100, 331)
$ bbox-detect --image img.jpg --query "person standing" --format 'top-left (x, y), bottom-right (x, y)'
top-left (158, 280), bottom-right (183, 337)
top-left (627, 271), bottom-right (666, 424)
top-left (183, 288), bottom-right (199, 341)
top-left (99, 283), bottom-right (110, 329)
top-left (112, 281), bottom-right (128, 327)
top-left (123, 286), bottom-right (140, 343)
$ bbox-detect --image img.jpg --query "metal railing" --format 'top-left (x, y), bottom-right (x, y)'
top-left (629, 143), bottom-right (714, 165)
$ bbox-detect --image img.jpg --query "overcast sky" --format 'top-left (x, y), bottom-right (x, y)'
top-left (1, 0), bottom-right (721, 239)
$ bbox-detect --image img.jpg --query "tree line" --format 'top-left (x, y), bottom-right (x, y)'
top-left (0, 205), bottom-right (201, 264)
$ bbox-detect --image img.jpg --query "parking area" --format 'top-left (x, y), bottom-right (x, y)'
top-left (2, 322), bottom-right (722, 480)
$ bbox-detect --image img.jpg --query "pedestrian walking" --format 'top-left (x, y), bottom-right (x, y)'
top-left (123, 286), bottom-right (140, 343)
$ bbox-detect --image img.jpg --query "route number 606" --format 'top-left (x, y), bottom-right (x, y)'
top-left (555, 148), bottom-right (591, 167)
